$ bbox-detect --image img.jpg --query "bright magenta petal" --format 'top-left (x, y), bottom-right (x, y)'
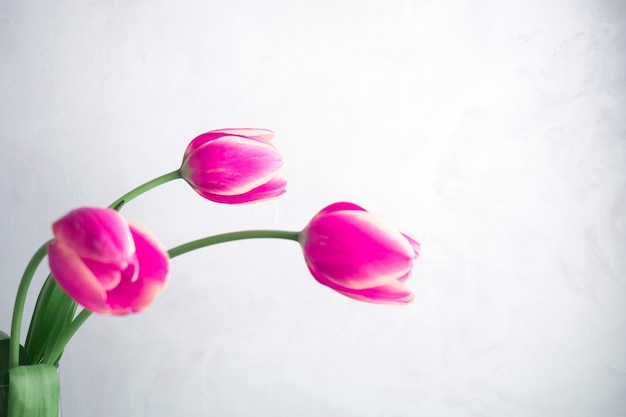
top-left (181, 129), bottom-right (286, 205)
top-left (299, 202), bottom-right (420, 304)
top-left (48, 207), bottom-right (170, 315)
top-left (81, 258), bottom-right (123, 290)
top-left (302, 210), bottom-right (415, 289)
top-left (52, 207), bottom-right (135, 267)
top-left (314, 201), bottom-right (366, 217)
top-left (102, 224), bottom-right (169, 314)
top-left (183, 131), bottom-right (224, 159)
top-left (128, 223), bottom-right (170, 286)
top-left (183, 129), bottom-right (275, 160)
top-left (183, 136), bottom-right (282, 195)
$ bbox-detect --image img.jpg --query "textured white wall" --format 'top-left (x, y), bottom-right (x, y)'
top-left (1, 0), bottom-right (626, 416)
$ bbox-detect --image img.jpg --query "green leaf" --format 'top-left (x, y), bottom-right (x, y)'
top-left (0, 332), bottom-right (7, 341)
top-left (40, 298), bottom-right (77, 366)
top-left (0, 339), bottom-right (31, 378)
top-left (0, 339), bottom-right (32, 417)
top-left (2, 364), bottom-right (59, 417)
top-left (25, 276), bottom-right (77, 364)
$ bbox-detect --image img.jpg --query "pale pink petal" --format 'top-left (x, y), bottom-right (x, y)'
top-left (337, 281), bottom-right (415, 305)
top-left (397, 271), bottom-right (410, 282)
top-left (308, 263), bottom-right (414, 305)
top-left (48, 240), bottom-right (108, 313)
top-left (210, 128), bottom-right (274, 142)
top-left (194, 173), bottom-right (287, 204)
top-left (402, 232), bottom-right (421, 258)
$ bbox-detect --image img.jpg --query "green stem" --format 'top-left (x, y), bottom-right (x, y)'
top-left (42, 309), bottom-right (92, 365)
top-left (108, 169), bottom-right (182, 210)
top-left (39, 230), bottom-right (300, 364)
top-left (168, 230), bottom-right (301, 258)
top-left (10, 242), bottom-right (50, 369)
top-left (18, 170), bottom-right (182, 367)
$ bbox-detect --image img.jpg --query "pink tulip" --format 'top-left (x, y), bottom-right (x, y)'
top-left (47, 207), bottom-right (170, 315)
top-left (299, 202), bottom-right (420, 304)
top-left (180, 128), bottom-right (286, 204)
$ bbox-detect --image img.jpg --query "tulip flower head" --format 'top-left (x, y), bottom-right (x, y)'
top-left (299, 202), bottom-right (420, 304)
top-left (180, 128), bottom-right (287, 204)
top-left (48, 207), bottom-right (170, 315)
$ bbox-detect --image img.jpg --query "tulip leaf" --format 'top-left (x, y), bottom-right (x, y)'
top-left (25, 276), bottom-right (77, 364)
top-left (0, 332), bottom-right (7, 341)
top-left (0, 339), bottom-right (32, 377)
top-left (0, 339), bottom-right (32, 417)
top-left (40, 297), bottom-right (77, 366)
top-left (2, 364), bottom-right (59, 417)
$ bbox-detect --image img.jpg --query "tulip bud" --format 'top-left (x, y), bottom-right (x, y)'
top-left (299, 202), bottom-right (420, 304)
top-left (180, 128), bottom-right (286, 204)
top-left (48, 207), bottom-right (170, 315)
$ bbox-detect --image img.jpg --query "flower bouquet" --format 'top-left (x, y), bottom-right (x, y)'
top-left (1, 128), bottom-right (420, 417)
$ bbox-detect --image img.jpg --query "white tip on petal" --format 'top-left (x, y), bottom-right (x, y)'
top-left (211, 128), bottom-right (275, 142)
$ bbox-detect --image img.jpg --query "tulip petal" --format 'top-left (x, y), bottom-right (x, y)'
top-left (314, 202), bottom-right (366, 217)
top-left (402, 232), bottom-right (421, 258)
top-left (183, 129), bottom-right (275, 159)
top-left (181, 129), bottom-right (286, 205)
top-left (81, 258), bottom-right (122, 290)
top-left (210, 128), bottom-right (274, 142)
top-left (301, 210), bottom-right (415, 289)
top-left (397, 271), bottom-right (410, 283)
top-left (47, 241), bottom-right (107, 313)
top-left (340, 281), bottom-right (415, 304)
top-left (52, 207), bottom-right (135, 267)
top-left (183, 131), bottom-right (224, 158)
top-left (308, 264), bottom-right (414, 305)
top-left (104, 223), bottom-right (170, 314)
top-left (194, 172), bottom-right (287, 204)
top-left (299, 202), bottom-right (419, 304)
top-left (183, 136), bottom-right (283, 196)
top-left (128, 223), bottom-right (170, 286)
top-left (48, 208), bottom-right (170, 315)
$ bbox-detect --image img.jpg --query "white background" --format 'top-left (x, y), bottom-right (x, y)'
top-left (1, 0), bottom-right (626, 416)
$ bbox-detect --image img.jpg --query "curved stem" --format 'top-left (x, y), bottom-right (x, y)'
top-left (24, 170), bottom-right (181, 357)
top-left (10, 241), bottom-right (50, 368)
top-left (108, 169), bottom-right (182, 210)
top-left (39, 230), bottom-right (300, 364)
top-left (42, 309), bottom-right (92, 365)
top-left (168, 230), bottom-right (300, 259)
top-left (19, 170), bottom-right (182, 367)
